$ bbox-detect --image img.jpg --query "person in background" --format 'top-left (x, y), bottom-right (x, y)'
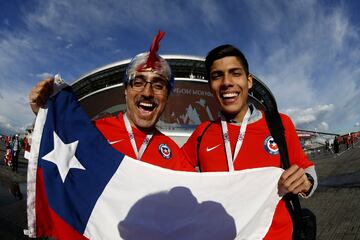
top-left (4, 142), bottom-right (12, 167)
top-left (182, 44), bottom-right (317, 239)
top-left (333, 136), bottom-right (339, 153)
top-left (11, 134), bottom-right (20, 172)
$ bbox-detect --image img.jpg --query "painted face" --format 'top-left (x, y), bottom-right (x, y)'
top-left (209, 56), bottom-right (253, 122)
top-left (125, 71), bottom-right (168, 131)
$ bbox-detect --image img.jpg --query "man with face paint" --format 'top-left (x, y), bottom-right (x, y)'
top-left (182, 44), bottom-right (317, 239)
top-left (29, 32), bottom-right (194, 171)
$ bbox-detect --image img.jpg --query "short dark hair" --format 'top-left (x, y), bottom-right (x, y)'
top-left (205, 44), bottom-right (249, 80)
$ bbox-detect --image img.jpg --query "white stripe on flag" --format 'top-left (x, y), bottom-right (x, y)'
top-left (84, 158), bottom-right (283, 240)
top-left (25, 107), bottom-right (48, 237)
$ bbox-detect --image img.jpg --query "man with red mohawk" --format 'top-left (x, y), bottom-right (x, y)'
top-left (29, 31), bottom-right (194, 171)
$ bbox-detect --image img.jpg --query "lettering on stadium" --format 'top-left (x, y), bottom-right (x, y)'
top-left (173, 88), bottom-right (212, 97)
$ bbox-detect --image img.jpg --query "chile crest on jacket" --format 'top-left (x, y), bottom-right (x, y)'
top-left (158, 143), bottom-right (172, 159)
top-left (263, 136), bottom-right (279, 155)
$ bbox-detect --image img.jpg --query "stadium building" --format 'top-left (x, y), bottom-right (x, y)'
top-left (71, 55), bottom-right (277, 145)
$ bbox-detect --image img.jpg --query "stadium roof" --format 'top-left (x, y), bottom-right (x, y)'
top-left (71, 55), bottom-right (278, 112)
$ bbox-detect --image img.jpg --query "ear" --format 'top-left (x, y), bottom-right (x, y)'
top-left (247, 74), bottom-right (253, 89)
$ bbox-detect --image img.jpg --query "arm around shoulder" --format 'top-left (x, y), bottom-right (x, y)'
top-left (28, 78), bottom-right (55, 115)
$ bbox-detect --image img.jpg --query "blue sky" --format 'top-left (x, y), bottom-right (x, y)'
top-left (0, 0), bottom-right (359, 135)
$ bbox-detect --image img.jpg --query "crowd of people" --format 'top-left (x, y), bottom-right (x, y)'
top-left (325, 134), bottom-right (359, 154)
top-left (1, 134), bottom-right (30, 172)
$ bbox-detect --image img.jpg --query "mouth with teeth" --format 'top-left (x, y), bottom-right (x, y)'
top-left (221, 92), bottom-right (239, 103)
top-left (136, 101), bottom-right (157, 115)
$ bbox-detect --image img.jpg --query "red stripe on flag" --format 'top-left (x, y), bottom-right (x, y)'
top-left (36, 168), bottom-right (89, 240)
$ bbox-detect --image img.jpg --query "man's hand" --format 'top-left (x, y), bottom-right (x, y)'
top-left (28, 78), bottom-right (54, 114)
top-left (278, 164), bottom-right (313, 196)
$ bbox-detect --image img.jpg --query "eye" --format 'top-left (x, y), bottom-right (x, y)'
top-left (132, 78), bottom-right (145, 87)
top-left (152, 81), bottom-right (166, 90)
top-left (232, 71), bottom-right (242, 77)
top-left (210, 72), bottom-right (222, 80)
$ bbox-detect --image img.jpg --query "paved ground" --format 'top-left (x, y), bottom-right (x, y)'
top-left (0, 141), bottom-right (359, 239)
top-left (300, 141), bottom-right (360, 240)
top-left (0, 146), bottom-right (28, 240)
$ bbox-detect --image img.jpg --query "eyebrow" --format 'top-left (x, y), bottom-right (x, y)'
top-left (210, 66), bottom-right (245, 73)
top-left (134, 73), bottom-right (166, 82)
top-left (152, 77), bottom-right (167, 82)
top-left (229, 67), bottom-right (244, 73)
top-left (211, 67), bottom-right (244, 74)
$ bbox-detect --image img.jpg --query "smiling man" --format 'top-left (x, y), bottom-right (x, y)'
top-left (123, 51), bottom-right (171, 131)
top-left (182, 44), bottom-right (317, 239)
top-left (29, 32), bottom-right (194, 172)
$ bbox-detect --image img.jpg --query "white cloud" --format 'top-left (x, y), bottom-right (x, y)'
top-left (318, 122), bottom-right (329, 132)
top-left (0, 37), bottom-right (37, 133)
top-left (0, 115), bottom-right (17, 134)
top-left (36, 72), bottom-right (53, 79)
top-left (21, 0), bottom-right (228, 51)
top-left (0, 86), bottom-right (35, 134)
top-left (0, 0), bottom-right (359, 135)
top-left (194, 0), bottom-right (224, 30)
top-left (355, 122), bottom-right (360, 127)
top-left (24, 1), bottom-right (181, 39)
top-left (244, 0), bottom-right (360, 133)
top-left (0, 35), bottom-right (33, 74)
top-left (332, 10), bottom-right (348, 47)
top-left (283, 104), bottom-right (334, 129)
top-left (65, 43), bottom-right (73, 49)
top-left (0, 35), bottom-right (37, 133)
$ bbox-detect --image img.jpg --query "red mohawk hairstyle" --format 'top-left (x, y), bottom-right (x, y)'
top-left (136, 31), bottom-right (165, 72)
top-left (125, 31), bottom-right (174, 93)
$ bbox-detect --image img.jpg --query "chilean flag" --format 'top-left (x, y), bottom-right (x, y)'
top-left (26, 79), bottom-right (283, 240)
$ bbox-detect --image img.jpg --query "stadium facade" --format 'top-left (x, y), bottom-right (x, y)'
top-left (71, 55), bottom-right (277, 145)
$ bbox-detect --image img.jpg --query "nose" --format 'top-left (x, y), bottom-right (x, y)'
top-left (142, 82), bottom-right (154, 96)
top-left (221, 73), bottom-right (232, 87)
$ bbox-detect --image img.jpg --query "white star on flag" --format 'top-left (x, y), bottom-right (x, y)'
top-left (42, 131), bottom-right (85, 182)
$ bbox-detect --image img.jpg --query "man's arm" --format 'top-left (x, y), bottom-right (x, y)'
top-left (277, 114), bottom-right (318, 198)
top-left (278, 164), bottom-right (315, 197)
